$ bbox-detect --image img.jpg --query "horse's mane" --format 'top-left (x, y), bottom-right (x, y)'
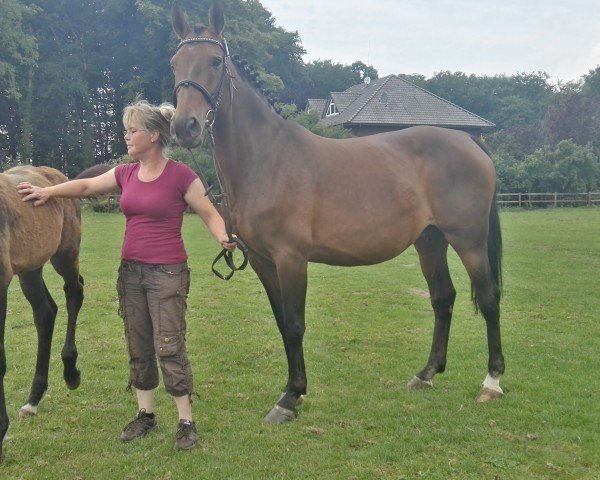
top-left (230, 55), bottom-right (279, 110)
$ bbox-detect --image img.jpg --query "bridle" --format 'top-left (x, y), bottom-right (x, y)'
top-left (172, 36), bottom-right (248, 280)
top-left (172, 36), bottom-right (232, 127)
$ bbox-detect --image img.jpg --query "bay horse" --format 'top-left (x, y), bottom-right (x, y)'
top-left (0, 166), bottom-right (83, 460)
top-left (171, 1), bottom-right (504, 424)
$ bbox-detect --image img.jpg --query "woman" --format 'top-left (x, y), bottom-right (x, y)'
top-left (18, 99), bottom-right (236, 451)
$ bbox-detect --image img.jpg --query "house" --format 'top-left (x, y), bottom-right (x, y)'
top-left (306, 74), bottom-right (494, 137)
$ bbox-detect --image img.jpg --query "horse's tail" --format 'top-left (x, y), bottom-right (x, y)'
top-left (470, 189), bottom-right (503, 312)
top-left (469, 135), bottom-right (503, 312)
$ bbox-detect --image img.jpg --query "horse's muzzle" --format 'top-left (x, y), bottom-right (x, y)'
top-left (171, 114), bottom-right (204, 148)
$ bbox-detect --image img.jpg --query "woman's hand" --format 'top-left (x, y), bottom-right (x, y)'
top-left (217, 233), bottom-right (237, 252)
top-left (17, 182), bottom-right (50, 206)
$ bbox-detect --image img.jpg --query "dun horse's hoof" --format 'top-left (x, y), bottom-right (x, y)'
top-left (19, 404), bottom-right (38, 418)
top-left (476, 387), bottom-right (503, 403)
top-left (406, 376), bottom-right (433, 390)
top-left (264, 404), bottom-right (297, 424)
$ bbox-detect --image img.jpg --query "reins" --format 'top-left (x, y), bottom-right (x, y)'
top-left (174, 36), bottom-right (248, 280)
top-left (186, 147), bottom-right (248, 280)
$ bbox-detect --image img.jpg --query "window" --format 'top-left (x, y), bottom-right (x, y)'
top-left (326, 101), bottom-right (338, 116)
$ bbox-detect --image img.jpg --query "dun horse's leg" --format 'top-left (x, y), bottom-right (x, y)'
top-left (456, 248), bottom-right (504, 402)
top-left (408, 227), bottom-right (456, 390)
top-left (18, 269), bottom-right (58, 416)
top-left (50, 254), bottom-right (84, 390)
top-left (251, 253), bottom-right (308, 423)
top-left (0, 284), bottom-right (9, 461)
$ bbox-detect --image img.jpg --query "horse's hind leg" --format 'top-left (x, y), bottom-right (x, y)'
top-left (407, 226), bottom-right (456, 390)
top-left (51, 252), bottom-right (84, 391)
top-left (18, 268), bottom-right (58, 416)
top-left (454, 245), bottom-right (504, 402)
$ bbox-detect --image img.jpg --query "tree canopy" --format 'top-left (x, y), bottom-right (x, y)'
top-left (0, 0), bottom-right (598, 193)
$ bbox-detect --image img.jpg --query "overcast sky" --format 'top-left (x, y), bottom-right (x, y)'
top-left (258, 0), bottom-right (600, 84)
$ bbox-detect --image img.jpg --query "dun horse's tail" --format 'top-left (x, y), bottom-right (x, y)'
top-left (470, 136), bottom-right (503, 312)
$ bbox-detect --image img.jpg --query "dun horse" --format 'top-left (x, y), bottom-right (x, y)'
top-left (171, 2), bottom-right (504, 423)
top-left (0, 166), bottom-right (83, 460)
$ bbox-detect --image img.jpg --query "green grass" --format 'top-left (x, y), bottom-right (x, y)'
top-left (2, 207), bottom-right (599, 479)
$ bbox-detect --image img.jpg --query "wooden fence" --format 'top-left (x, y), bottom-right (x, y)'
top-left (497, 192), bottom-right (600, 207)
top-left (86, 192), bottom-right (600, 209)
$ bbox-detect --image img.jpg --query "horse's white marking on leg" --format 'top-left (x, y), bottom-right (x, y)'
top-left (19, 404), bottom-right (38, 417)
top-left (482, 373), bottom-right (503, 394)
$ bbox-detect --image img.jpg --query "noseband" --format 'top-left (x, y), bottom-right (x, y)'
top-left (172, 37), bottom-right (231, 123)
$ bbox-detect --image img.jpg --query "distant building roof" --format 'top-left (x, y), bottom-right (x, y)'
top-left (307, 75), bottom-right (494, 130)
top-left (306, 99), bottom-right (328, 117)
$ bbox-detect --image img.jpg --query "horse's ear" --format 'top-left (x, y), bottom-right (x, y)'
top-left (172, 2), bottom-right (191, 40)
top-left (208, 1), bottom-right (225, 36)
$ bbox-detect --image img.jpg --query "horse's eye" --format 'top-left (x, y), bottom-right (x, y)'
top-left (211, 57), bottom-right (223, 68)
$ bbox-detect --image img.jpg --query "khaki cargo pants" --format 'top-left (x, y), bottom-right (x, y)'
top-left (117, 260), bottom-right (193, 397)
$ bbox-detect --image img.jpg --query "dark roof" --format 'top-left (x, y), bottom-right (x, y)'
top-left (311, 75), bottom-right (494, 129)
top-left (306, 99), bottom-right (328, 116)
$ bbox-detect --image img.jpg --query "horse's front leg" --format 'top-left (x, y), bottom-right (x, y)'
top-left (0, 283), bottom-right (9, 462)
top-left (17, 269), bottom-right (58, 416)
top-left (250, 253), bottom-right (308, 423)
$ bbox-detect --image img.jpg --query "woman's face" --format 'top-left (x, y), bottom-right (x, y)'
top-left (124, 123), bottom-right (158, 158)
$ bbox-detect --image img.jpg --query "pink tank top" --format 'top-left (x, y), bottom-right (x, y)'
top-left (115, 160), bottom-right (198, 264)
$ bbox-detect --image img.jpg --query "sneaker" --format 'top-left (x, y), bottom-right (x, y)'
top-left (174, 419), bottom-right (198, 450)
top-left (120, 409), bottom-right (158, 442)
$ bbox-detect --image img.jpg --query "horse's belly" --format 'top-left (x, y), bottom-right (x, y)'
top-left (308, 235), bottom-right (414, 267)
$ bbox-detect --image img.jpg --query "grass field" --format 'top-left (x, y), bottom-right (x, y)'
top-left (2, 207), bottom-right (599, 479)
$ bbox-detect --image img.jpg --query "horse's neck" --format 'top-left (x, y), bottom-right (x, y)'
top-left (212, 76), bottom-right (289, 194)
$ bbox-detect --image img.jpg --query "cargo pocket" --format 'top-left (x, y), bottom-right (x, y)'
top-left (155, 334), bottom-right (181, 358)
top-left (157, 265), bottom-right (190, 335)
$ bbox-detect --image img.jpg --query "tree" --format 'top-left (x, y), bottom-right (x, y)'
top-left (0, 0), bottom-right (39, 163)
top-left (303, 60), bottom-right (378, 101)
top-left (423, 71), bottom-right (553, 130)
top-left (517, 141), bottom-right (599, 193)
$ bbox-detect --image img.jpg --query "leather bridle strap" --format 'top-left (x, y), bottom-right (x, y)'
top-left (186, 147), bottom-right (249, 281)
top-left (172, 37), bottom-right (230, 114)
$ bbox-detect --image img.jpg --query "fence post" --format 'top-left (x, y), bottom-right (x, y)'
top-left (554, 192), bottom-right (557, 207)
top-left (518, 192), bottom-right (522, 207)
top-left (588, 192), bottom-right (592, 206)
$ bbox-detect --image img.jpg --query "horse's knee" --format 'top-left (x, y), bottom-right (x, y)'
top-left (33, 309), bottom-right (57, 334)
top-left (285, 321), bottom-right (305, 345)
top-left (430, 288), bottom-right (456, 313)
top-left (64, 277), bottom-right (84, 303)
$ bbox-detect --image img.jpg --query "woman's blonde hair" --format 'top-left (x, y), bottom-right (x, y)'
top-left (123, 99), bottom-right (175, 148)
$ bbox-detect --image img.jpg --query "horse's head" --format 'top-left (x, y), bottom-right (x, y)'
top-left (171, 1), bottom-right (228, 148)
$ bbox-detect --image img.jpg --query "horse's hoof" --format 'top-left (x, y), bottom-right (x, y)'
top-left (264, 404), bottom-right (297, 424)
top-left (65, 371), bottom-right (81, 390)
top-left (476, 387), bottom-right (503, 403)
top-left (19, 404), bottom-right (38, 418)
top-left (406, 376), bottom-right (433, 390)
